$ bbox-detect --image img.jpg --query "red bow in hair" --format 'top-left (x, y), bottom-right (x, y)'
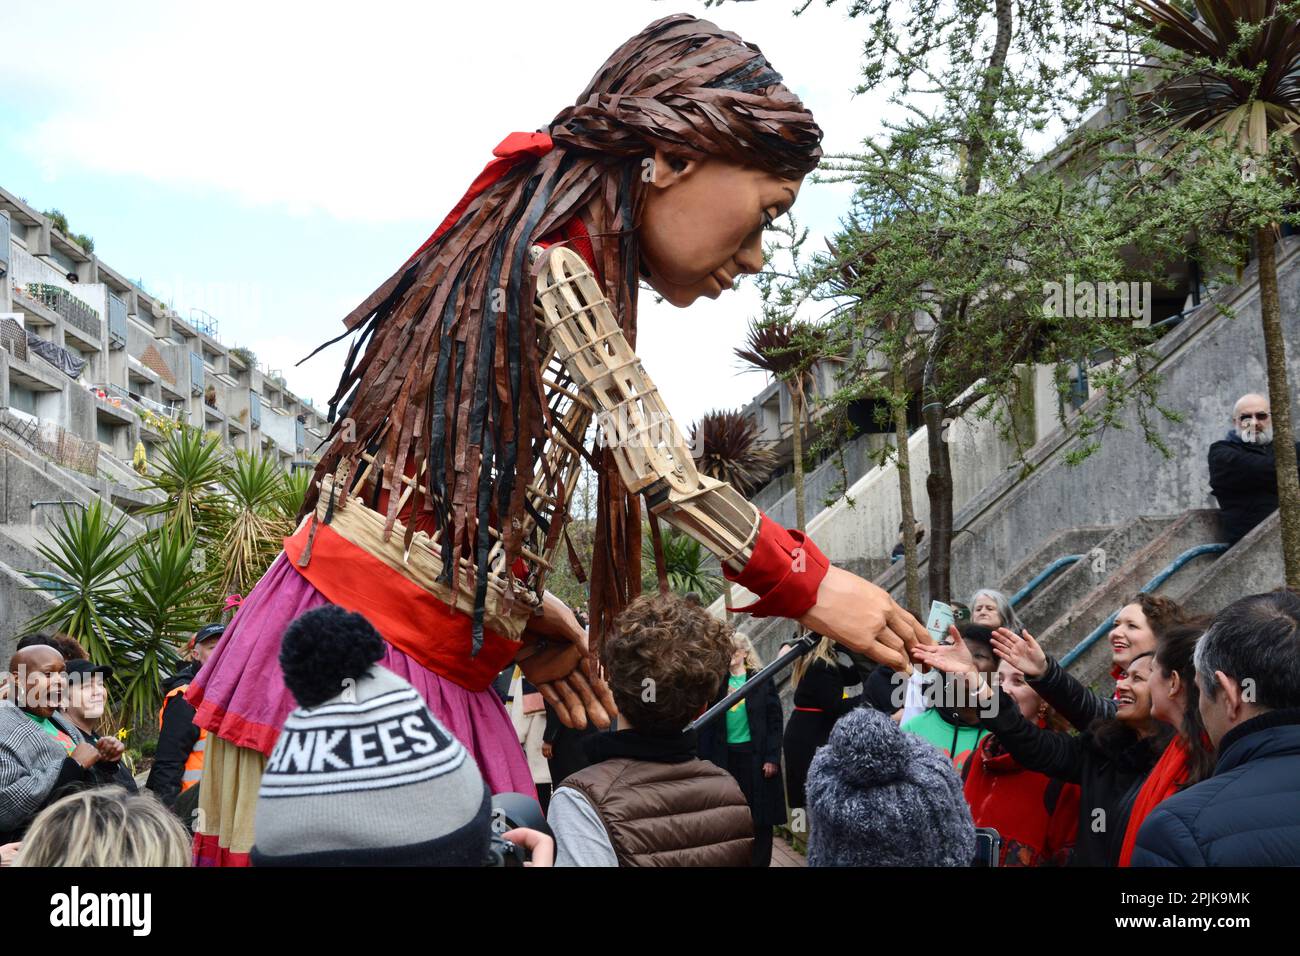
top-left (406, 132), bottom-right (555, 264)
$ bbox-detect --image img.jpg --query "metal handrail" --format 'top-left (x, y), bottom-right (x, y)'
top-left (1008, 554), bottom-right (1084, 608)
top-left (1059, 543), bottom-right (1229, 668)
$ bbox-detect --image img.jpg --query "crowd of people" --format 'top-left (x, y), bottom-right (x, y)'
top-left (1, 392), bottom-right (1298, 867)
top-left (2, 570), bottom-right (1298, 868)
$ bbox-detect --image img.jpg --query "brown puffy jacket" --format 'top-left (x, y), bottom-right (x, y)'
top-left (564, 756), bottom-right (753, 867)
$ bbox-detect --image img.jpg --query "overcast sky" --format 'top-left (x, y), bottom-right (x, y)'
top-left (0, 0), bottom-right (887, 425)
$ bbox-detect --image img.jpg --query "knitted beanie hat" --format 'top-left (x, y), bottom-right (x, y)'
top-left (805, 706), bottom-right (975, 867)
top-left (251, 606), bottom-right (491, 866)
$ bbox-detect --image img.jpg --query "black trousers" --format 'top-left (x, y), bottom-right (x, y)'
top-left (725, 743), bottom-right (773, 868)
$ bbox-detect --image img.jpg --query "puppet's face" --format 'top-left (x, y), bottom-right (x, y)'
top-left (638, 150), bottom-right (803, 307)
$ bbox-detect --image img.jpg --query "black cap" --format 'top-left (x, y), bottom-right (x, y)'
top-left (64, 659), bottom-right (112, 679)
top-left (194, 623), bottom-right (225, 644)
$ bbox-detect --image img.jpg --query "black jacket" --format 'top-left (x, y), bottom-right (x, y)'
top-left (980, 689), bottom-right (1171, 866)
top-left (1029, 655), bottom-right (1117, 731)
top-left (146, 663), bottom-right (202, 808)
top-left (543, 702), bottom-right (600, 787)
top-left (1208, 431), bottom-right (1300, 543)
top-left (783, 654), bottom-right (864, 808)
top-left (1133, 708), bottom-right (1300, 866)
top-left (698, 673), bottom-right (787, 827)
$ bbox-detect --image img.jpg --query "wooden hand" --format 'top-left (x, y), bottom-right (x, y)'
top-left (517, 591), bottom-right (617, 730)
top-left (798, 566), bottom-right (931, 673)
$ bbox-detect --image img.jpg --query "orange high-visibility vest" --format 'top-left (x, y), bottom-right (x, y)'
top-left (159, 684), bottom-right (207, 792)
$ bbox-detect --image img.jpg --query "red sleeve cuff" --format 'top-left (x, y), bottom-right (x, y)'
top-left (724, 512), bottom-right (830, 619)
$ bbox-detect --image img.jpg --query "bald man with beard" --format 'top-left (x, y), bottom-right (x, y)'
top-left (1209, 393), bottom-right (1300, 545)
top-left (0, 644), bottom-right (125, 844)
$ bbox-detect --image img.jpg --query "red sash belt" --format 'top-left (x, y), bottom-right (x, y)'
top-left (283, 520), bottom-right (520, 693)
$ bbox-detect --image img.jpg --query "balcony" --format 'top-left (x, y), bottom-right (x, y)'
top-left (19, 283), bottom-right (102, 343)
top-left (89, 384), bottom-right (136, 427)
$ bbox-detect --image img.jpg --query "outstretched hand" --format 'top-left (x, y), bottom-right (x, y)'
top-left (519, 591), bottom-right (617, 731)
top-left (911, 624), bottom-right (979, 675)
top-left (798, 566), bottom-right (931, 674)
top-left (990, 626), bottom-right (1048, 679)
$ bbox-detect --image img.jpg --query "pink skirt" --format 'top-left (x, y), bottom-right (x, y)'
top-left (187, 551), bottom-right (535, 797)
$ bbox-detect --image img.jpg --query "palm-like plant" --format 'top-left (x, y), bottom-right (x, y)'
top-left (1125, 0), bottom-right (1300, 581)
top-left (141, 427), bottom-right (227, 542)
top-left (23, 502), bottom-right (210, 725)
top-left (113, 527), bottom-right (209, 723)
top-left (642, 528), bottom-right (722, 603)
top-left (735, 319), bottom-right (826, 531)
top-left (275, 466), bottom-right (313, 522)
top-left (216, 451), bottom-right (297, 600)
top-left (24, 500), bottom-right (135, 664)
top-left (690, 409), bottom-right (777, 497)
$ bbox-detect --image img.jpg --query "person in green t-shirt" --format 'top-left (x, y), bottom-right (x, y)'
top-left (698, 633), bottom-right (786, 867)
top-left (902, 624), bottom-right (998, 772)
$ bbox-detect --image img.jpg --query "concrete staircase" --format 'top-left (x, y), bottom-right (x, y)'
top-left (0, 431), bottom-right (162, 657)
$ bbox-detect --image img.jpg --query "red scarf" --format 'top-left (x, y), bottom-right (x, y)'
top-left (1117, 735), bottom-right (1190, 867)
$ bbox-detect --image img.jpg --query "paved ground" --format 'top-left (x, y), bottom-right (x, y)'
top-left (771, 834), bottom-right (807, 868)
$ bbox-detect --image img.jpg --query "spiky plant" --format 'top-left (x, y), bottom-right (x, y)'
top-left (691, 409), bottom-right (777, 497)
top-left (641, 527), bottom-right (722, 604)
top-left (735, 319), bottom-right (826, 531)
top-left (690, 409), bottom-right (776, 616)
top-left (216, 451), bottom-right (295, 601)
top-left (24, 500), bottom-right (135, 665)
top-left (1125, 0), bottom-right (1300, 581)
top-left (113, 527), bottom-right (209, 723)
top-left (141, 427), bottom-right (227, 542)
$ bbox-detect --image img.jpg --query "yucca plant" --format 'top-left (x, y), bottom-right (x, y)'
top-left (735, 319), bottom-right (826, 531)
top-left (113, 527), bottom-right (209, 723)
top-left (642, 528), bottom-right (722, 604)
top-left (216, 451), bottom-right (296, 600)
top-left (275, 466), bottom-right (313, 522)
top-left (141, 426), bottom-right (227, 542)
top-left (1124, 0), bottom-right (1300, 582)
top-left (24, 499), bottom-right (135, 665)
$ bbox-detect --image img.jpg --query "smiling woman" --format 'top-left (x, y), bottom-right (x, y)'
top-left (183, 12), bottom-right (929, 867)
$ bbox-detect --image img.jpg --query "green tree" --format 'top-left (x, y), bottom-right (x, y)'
top-left (1117, 0), bottom-right (1300, 582)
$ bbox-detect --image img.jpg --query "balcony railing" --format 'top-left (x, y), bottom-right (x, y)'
top-left (94, 383), bottom-right (183, 430)
top-left (0, 213), bottom-right (10, 275)
top-left (189, 351), bottom-right (204, 396)
top-left (107, 293), bottom-right (127, 350)
top-left (18, 282), bottom-right (102, 341)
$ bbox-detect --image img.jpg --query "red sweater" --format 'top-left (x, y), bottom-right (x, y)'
top-left (963, 732), bottom-right (1081, 867)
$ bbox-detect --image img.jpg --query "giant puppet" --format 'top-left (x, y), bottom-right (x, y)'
top-left (186, 14), bottom-right (930, 865)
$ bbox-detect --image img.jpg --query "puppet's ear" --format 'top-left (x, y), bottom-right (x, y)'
top-left (646, 148), bottom-right (699, 190)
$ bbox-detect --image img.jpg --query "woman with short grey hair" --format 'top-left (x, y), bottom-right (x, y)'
top-left (970, 588), bottom-right (1025, 636)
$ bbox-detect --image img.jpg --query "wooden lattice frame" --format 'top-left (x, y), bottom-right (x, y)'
top-left (300, 243), bottom-right (762, 639)
top-left (535, 245), bottom-right (760, 572)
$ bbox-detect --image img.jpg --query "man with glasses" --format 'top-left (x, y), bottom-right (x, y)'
top-left (1209, 393), bottom-right (1299, 544)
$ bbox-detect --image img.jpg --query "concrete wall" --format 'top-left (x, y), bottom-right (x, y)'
top-left (870, 238), bottom-right (1300, 608)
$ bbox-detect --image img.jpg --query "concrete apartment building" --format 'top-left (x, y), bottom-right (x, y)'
top-left (0, 185), bottom-right (329, 478)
